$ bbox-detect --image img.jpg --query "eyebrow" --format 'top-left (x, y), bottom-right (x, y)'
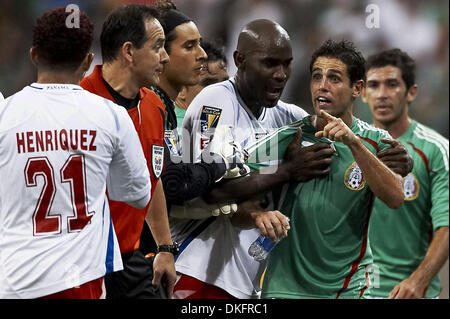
top-left (312, 67), bottom-right (343, 75)
top-left (183, 39), bottom-right (199, 46)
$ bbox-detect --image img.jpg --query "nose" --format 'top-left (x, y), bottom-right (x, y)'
top-left (318, 76), bottom-right (329, 92)
top-left (273, 65), bottom-right (288, 82)
top-left (197, 44), bottom-right (208, 62)
top-left (376, 84), bottom-right (388, 99)
top-left (160, 47), bottom-right (170, 65)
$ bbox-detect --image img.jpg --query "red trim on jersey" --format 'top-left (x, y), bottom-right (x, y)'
top-left (336, 195), bottom-right (374, 299)
top-left (407, 142), bottom-right (435, 173)
top-left (357, 135), bottom-right (379, 150)
top-left (174, 275), bottom-right (235, 299)
top-left (359, 267), bottom-right (370, 298)
top-left (41, 277), bottom-right (103, 299)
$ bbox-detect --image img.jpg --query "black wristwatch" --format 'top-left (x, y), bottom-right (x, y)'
top-left (156, 242), bottom-right (179, 256)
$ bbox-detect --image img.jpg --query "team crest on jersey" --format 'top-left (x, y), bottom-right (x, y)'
top-left (344, 162), bottom-right (365, 190)
top-left (164, 130), bottom-right (180, 156)
top-left (403, 173), bottom-right (420, 200)
top-left (200, 106), bottom-right (222, 134)
top-left (152, 145), bottom-right (164, 178)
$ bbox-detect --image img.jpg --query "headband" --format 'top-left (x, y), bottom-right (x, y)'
top-left (161, 9), bottom-right (192, 34)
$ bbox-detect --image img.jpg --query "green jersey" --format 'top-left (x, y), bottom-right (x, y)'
top-left (175, 106), bottom-right (186, 138)
top-left (252, 116), bottom-right (392, 299)
top-left (369, 120), bottom-right (449, 298)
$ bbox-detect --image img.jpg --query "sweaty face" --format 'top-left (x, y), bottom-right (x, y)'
top-left (243, 38), bottom-right (293, 108)
top-left (133, 18), bottom-right (169, 87)
top-left (310, 57), bottom-right (355, 118)
top-left (164, 21), bottom-right (207, 87)
top-left (363, 65), bottom-right (414, 126)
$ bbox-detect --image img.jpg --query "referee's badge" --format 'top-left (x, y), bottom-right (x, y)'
top-left (403, 173), bottom-right (419, 201)
top-left (152, 145), bottom-right (164, 178)
top-left (344, 161), bottom-right (365, 191)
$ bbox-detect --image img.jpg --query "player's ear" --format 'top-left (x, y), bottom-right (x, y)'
top-left (233, 50), bottom-right (245, 69)
top-left (352, 80), bottom-right (364, 99)
top-left (30, 47), bottom-right (39, 67)
top-left (406, 84), bottom-right (418, 104)
top-left (121, 42), bottom-right (134, 64)
top-left (81, 53), bottom-right (94, 73)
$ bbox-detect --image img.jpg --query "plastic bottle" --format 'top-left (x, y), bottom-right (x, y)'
top-left (248, 217), bottom-right (289, 262)
top-left (248, 235), bottom-right (278, 261)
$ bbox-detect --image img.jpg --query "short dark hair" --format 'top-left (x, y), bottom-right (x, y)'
top-left (365, 48), bottom-right (416, 90)
top-left (154, 0), bottom-right (191, 55)
top-left (32, 7), bottom-right (93, 71)
top-left (310, 39), bottom-right (366, 85)
top-left (201, 39), bottom-right (227, 65)
top-left (100, 4), bottom-right (159, 63)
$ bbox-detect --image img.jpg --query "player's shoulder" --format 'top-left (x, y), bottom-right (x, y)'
top-left (275, 100), bottom-right (309, 119)
top-left (186, 80), bottom-right (236, 117)
top-left (410, 120), bottom-right (449, 161)
top-left (194, 80), bottom-right (235, 104)
top-left (411, 121), bottom-right (449, 145)
top-left (78, 89), bottom-right (132, 130)
top-left (354, 117), bottom-right (391, 140)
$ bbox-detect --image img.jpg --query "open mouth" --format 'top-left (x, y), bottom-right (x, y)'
top-left (316, 96), bottom-right (331, 107)
top-left (267, 87), bottom-right (283, 99)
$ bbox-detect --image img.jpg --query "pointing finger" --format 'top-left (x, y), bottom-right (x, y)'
top-left (319, 109), bottom-right (336, 122)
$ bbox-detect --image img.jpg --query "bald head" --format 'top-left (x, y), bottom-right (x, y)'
top-left (233, 19), bottom-right (293, 112)
top-left (237, 19), bottom-right (290, 54)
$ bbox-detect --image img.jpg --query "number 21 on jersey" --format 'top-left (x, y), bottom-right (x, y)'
top-left (24, 154), bottom-right (94, 236)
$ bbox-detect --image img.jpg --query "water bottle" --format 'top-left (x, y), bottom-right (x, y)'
top-left (248, 217), bottom-right (289, 262)
top-left (248, 235), bottom-right (278, 262)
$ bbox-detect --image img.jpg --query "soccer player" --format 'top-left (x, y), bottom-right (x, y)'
top-left (177, 19), bottom-right (336, 299)
top-left (0, 7), bottom-right (152, 299)
top-left (363, 48), bottom-right (449, 299)
top-left (174, 39), bottom-right (229, 131)
top-left (145, 0), bottom-right (233, 210)
top-left (260, 39), bottom-right (405, 299)
top-left (80, 4), bottom-right (176, 299)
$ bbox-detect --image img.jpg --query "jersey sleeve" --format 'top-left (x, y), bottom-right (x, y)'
top-left (182, 84), bottom-right (236, 163)
top-left (428, 141), bottom-right (449, 232)
top-left (376, 129), bottom-right (393, 152)
top-left (106, 105), bottom-right (151, 206)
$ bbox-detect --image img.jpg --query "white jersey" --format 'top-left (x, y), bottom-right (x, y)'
top-left (0, 91), bottom-right (4, 101)
top-left (0, 83), bottom-right (151, 298)
top-left (175, 78), bottom-right (308, 298)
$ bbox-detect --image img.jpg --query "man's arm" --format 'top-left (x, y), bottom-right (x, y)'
top-left (389, 226), bottom-right (449, 299)
top-left (230, 198), bottom-right (290, 242)
top-left (204, 128), bottom-right (334, 205)
top-left (145, 179), bottom-right (176, 299)
top-left (316, 110), bottom-right (404, 209)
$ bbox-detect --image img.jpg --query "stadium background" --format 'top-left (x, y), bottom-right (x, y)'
top-left (0, 0), bottom-right (448, 298)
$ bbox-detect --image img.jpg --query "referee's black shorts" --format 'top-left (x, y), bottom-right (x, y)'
top-left (104, 250), bottom-right (167, 299)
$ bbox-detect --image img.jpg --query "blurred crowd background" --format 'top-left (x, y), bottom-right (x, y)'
top-left (0, 0), bottom-right (448, 298)
top-left (0, 0), bottom-right (448, 138)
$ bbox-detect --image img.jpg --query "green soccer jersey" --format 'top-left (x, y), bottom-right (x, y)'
top-left (369, 120), bottom-right (449, 298)
top-left (175, 106), bottom-right (186, 137)
top-left (250, 116), bottom-right (392, 299)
